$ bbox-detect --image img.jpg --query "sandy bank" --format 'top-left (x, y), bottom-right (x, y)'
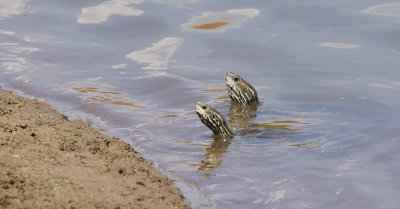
top-left (0, 89), bottom-right (189, 209)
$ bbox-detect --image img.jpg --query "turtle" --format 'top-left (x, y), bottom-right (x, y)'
top-left (226, 72), bottom-right (259, 105)
top-left (195, 102), bottom-right (233, 139)
top-left (195, 101), bottom-right (233, 170)
top-left (195, 72), bottom-right (259, 138)
top-left (195, 102), bottom-right (269, 139)
top-left (226, 72), bottom-right (259, 130)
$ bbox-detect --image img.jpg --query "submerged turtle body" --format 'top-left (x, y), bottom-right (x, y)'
top-left (226, 72), bottom-right (259, 105)
top-left (195, 102), bottom-right (233, 138)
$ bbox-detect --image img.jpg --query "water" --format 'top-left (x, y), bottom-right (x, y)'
top-left (1, 0), bottom-right (400, 208)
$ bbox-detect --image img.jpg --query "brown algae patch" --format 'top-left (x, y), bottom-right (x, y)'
top-left (87, 96), bottom-right (145, 108)
top-left (67, 86), bottom-right (119, 95)
top-left (159, 114), bottom-right (180, 119)
top-left (182, 9), bottom-right (260, 33)
top-left (249, 123), bottom-right (297, 131)
top-left (290, 143), bottom-right (322, 150)
top-left (192, 21), bottom-right (230, 30)
top-left (201, 88), bottom-right (227, 92)
top-left (65, 84), bottom-right (145, 108)
top-left (249, 119), bottom-right (311, 131)
top-left (269, 120), bottom-right (311, 125)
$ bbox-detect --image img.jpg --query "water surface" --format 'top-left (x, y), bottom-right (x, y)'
top-left (1, 0), bottom-right (400, 208)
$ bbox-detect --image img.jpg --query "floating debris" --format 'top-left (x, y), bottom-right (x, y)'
top-left (182, 8), bottom-right (260, 33)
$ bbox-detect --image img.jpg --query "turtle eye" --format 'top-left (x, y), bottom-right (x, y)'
top-left (202, 105), bottom-right (207, 110)
top-left (233, 75), bottom-right (240, 82)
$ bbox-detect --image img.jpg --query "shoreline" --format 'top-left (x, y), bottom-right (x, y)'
top-left (0, 89), bottom-right (189, 208)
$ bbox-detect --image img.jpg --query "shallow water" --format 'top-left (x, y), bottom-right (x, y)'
top-left (1, 0), bottom-right (400, 208)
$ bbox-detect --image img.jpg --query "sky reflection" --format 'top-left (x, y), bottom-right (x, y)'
top-left (78, 0), bottom-right (144, 24)
top-left (362, 3), bottom-right (400, 17)
top-left (0, 0), bottom-right (30, 20)
top-left (126, 37), bottom-right (183, 70)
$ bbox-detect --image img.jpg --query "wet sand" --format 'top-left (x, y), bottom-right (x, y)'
top-left (0, 89), bottom-right (189, 209)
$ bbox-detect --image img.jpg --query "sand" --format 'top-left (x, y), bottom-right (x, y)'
top-left (0, 89), bottom-right (190, 209)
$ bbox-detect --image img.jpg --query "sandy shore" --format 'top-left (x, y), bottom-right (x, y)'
top-left (0, 89), bottom-right (189, 209)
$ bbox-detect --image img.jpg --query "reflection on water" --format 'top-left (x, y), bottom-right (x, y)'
top-left (65, 79), bottom-right (145, 109)
top-left (249, 122), bottom-right (297, 131)
top-left (199, 136), bottom-right (230, 172)
top-left (338, 159), bottom-right (356, 170)
top-left (290, 142), bottom-right (322, 150)
top-left (78, 0), bottom-right (144, 24)
top-left (182, 9), bottom-right (260, 32)
top-left (21, 35), bottom-right (64, 45)
top-left (319, 42), bottom-right (361, 49)
top-left (336, 159), bottom-right (357, 177)
top-left (159, 114), bottom-right (180, 118)
top-left (126, 37), bottom-right (183, 70)
top-left (228, 102), bottom-right (257, 129)
top-left (0, 0), bottom-right (30, 20)
top-left (77, 0), bottom-right (202, 24)
top-left (151, 0), bottom-right (200, 6)
top-left (112, 63), bottom-right (128, 70)
top-left (0, 42), bottom-right (38, 73)
top-left (200, 88), bottom-right (226, 93)
top-left (264, 190), bottom-right (286, 205)
top-left (362, 3), bottom-right (400, 17)
top-left (0, 29), bottom-right (15, 36)
top-left (368, 82), bottom-right (394, 89)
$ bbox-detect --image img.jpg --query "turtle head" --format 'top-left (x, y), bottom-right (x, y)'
top-left (195, 102), bottom-right (233, 137)
top-left (226, 72), bottom-right (259, 104)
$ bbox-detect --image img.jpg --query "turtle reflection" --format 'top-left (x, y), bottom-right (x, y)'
top-left (228, 102), bottom-right (258, 129)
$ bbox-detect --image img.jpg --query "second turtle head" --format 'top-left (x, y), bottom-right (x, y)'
top-left (226, 72), bottom-right (259, 104)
